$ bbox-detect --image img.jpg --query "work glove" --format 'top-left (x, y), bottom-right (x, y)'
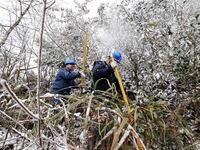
top-left (110, 61), bottom-right (117, 69)
top-left (79, 71), bottom-right (86, 77)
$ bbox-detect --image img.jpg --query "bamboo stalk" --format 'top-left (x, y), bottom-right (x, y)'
top-left (110, 117), bottom-right (128, 150)
top-left (94, 126), bottom-right (117, 150)
top-left (81, 32), bottom-right (89, 86)
top-left (129, 124), bottom-right (147, 150)
top-left (114, 125), bottom-right (132, 150)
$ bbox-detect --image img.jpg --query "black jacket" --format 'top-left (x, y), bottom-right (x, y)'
top-left (92, 61), bottom-right (120, 93)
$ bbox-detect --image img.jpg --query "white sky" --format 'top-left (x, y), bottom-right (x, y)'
top-left (0, 0), bottom-right (121, 26)
top-left (57, 0), bottom-right (121, 18)
top-left (0, 0), bottom-right (121, 22)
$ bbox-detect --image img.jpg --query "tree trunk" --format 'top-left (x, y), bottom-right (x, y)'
top-left (37, 0), bottom-right (47, 147)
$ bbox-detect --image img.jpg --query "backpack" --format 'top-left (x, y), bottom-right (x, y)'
top-left (92, 61), bottom-right (106, 74)
top-left (91, 61), bottom-right (106, 90)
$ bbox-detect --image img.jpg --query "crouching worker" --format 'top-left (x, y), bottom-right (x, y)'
top-left (52, 58), bottom-right (85, 95)
top-left (92, 51), bottom-right (122, 95)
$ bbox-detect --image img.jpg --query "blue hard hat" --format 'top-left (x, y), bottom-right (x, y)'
top-left (65, 59), bottom-right (76, 65)
top-left (112, 51), bottom-right (122, 62)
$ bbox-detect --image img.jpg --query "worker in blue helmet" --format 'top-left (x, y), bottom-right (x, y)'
top-left (92, 50), bottom-right (122, 94)
top-left (112, 51), bottom-right (122, 62)
top-left (52, 58), bottom-right (85, 95)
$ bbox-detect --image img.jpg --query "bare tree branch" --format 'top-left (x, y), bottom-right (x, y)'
top-left (0, 0), bottom-right (34, 49)
top-left (0, 78), bottom-right (39, 120)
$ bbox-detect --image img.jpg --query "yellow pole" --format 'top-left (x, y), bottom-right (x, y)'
top-left (111, 58), bottom-right (146, 150)
top-left (111, 57), bottom-right (131, 113)
top-left (81, 32), bottom-right (88, 86)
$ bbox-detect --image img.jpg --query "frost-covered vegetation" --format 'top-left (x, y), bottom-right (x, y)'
top-left (0, 0), bottom-right (200, 149)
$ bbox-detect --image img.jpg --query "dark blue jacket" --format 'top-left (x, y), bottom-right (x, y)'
top-left (92, 61), bottom-right (120, 93)
top-left (52, 68), bottom-right (81, 95)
